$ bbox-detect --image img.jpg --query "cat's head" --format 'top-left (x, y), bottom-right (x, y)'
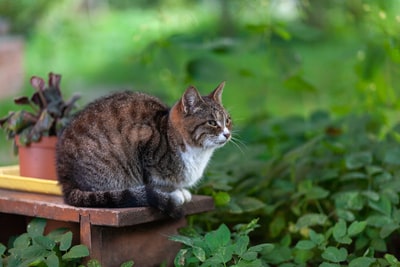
top-left (170, 82), bottom-right (231, 149)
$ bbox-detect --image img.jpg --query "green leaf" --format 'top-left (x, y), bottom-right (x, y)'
top-left (384, 254), bottom-right (400, 266)
top-left (382, 189), bottom-right (399, 205)
top-left (61, 245), bottom-right (89, 260)
top-left (120, 261), bottom-right (134, 267)
top-left (45, 253), bottom-right (59, 267)
top-left (34, 236), bottom-right (56, 250)
top-left (235, 259), bottom-right (264, 267)
top-left (384, 147), bottom-right (400, 165)
top-left (236, 197), bottom-right (265, 213)
top-left (305, 186), bottom-right (329, 200)
top-left (321, 247), bottom-right (348, 263)
top-left (348, 221), bottom-right (367, 237)
top-left (335, 191), bottom-right (364, 211)
top-left (234, 235), bottom-right (249, 256)
top-left (59, 231), bottom-right (73, 251)
top-left (241, 251), bottom-right (257, 261)
top-left (355, 235), bottom-right (369, 251)
top-left (228, 201), bottom-right (243, 214)
top-left (263, 246), bottom-right (292, 265)
top-left (345, 151), bottom-right (372, 169)
top-left (319, 262), bottom-right (340, 267)
top-left (29, 109), bottom-right (54, 141)
top-left (375, 172), bottom-right (393, 184)
top-left (234, 218), bottom-right (260, 236)
top-left (27, 218), bottom-right (47, 238)
top-left (367, 214), bottom-right (393, 227)
top-left (205, 224), bottom-right (231, 251)
top-left (247, 243), bottom-right (274, 253)
top-left (332, 220), bottom-right (352, 244)
top-left (309, 229), bottom-right (325, 246)
top-left (272, 25), bottom-right (292, 41)
top-left (174, 249), bottom-right (188, 267)
top-left (213, 191), bottom-right (231, 206)
top-left (340, 172), bottom-right (368, 181)
top-left (20, 257), bottom-right (45, 267)
top-left (380, 224), bottom-right (400, 239)
top-left (86, 259), bottom-right (102, 267)
top-left (362, 191), bottom-right (380, 201)
top-left (295, 240), bottom-right (316, 250)
top-left (212, 244), bottom-right (235, 264)
top-left (371, 238), bottom-right (387, 252)
top-left (0, 243), bottom-right (6, 255)
top-left (193, 246), bottom-right (206, 262)
top-left (333, 219), bottom-right (347, 240)
top-left (269, 213), bottom-right (286, 238)
top-left (394, 208), bottom-right (400, 222)
top-left (296, 213), bottom-right (328, 229)
top-left (348, 256), bottom-right (376, 267)
top-left (369, 195), bottom-right (392, 216)
top-left (46, 228), bottom-right (69, 241)
top-left (13, 233), bottom-right (30, 249)
top-left (169, 235), bottom-right (194, 247)
top-left (23, 244), bottom-right (51, 259)
top-left (336, 209), bottom-right (356, 221)
top-left (4, 254), bottom-right (21, 267)
top-left (3, 111), bottom-right (36, 134)
top-left (294, 249), bottom-right (314, 264)
top-left (366, 165), bottom-right (383, 176)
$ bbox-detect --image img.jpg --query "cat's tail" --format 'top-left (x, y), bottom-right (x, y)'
top-left (62, 185), bottom-right (184, 218)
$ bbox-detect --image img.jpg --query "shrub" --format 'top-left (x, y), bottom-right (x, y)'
top-left (0, 218), bottom-right (88, 267)
top-left (171, 219), bottom-right (273, 267)
top-left (0, 218), bottom-right (134, 267)
top-left (189, 111), bottom-right (400, 266)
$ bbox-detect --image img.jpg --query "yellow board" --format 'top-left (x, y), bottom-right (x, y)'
top-left (0, 165), bottom-right (62, 195)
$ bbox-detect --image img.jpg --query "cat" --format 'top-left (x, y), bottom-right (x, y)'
top-left (56, 82), bottom-right (231, 218)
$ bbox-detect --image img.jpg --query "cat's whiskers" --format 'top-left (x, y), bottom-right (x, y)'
top-left (228, 132), bottom-right (247, 155)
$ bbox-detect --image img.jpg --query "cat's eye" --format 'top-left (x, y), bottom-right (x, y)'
top-left (208, 120), bottom-right (218, 127)
top-left (226, 117), bottom-right (231, 125)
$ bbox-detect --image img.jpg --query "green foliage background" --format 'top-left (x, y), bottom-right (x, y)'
top-left (1, 0), bottom-right (399, 121)
top-left (1, 0), bottom-right (400, 266)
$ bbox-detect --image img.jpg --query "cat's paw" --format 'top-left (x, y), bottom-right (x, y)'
top-left (170, 188), bottom-right (192, 205)
top-left (181, 188), bottom-right (192, 202)
top-left (170, 189), bottom-right (185, 205)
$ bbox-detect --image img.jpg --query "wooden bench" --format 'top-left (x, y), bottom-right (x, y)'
top-left (0, 189), bottom-right (214, 267)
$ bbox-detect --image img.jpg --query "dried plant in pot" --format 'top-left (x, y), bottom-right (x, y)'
top-left (0, 72), bottom-right (80, 180)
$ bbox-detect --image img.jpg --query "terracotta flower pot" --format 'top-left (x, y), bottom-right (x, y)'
top-left (16, 136), bottom-right (58, 180)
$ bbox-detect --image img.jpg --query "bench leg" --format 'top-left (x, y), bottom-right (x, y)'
top-left (79, 217), bottom-right (186, 267)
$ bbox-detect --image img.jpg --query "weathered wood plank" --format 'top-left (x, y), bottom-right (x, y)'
top-left (0, 189), bottom-right (214, 226)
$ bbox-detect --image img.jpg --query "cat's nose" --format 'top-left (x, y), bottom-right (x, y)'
top-left (223, 132), bottom-right (231, 140)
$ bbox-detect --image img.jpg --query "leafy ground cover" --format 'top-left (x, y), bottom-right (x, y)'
top-left (179, 111), bottom-right (400, 266)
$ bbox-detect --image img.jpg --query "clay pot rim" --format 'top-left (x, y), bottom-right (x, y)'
top-left (15, 135), bottom-right (58, 149)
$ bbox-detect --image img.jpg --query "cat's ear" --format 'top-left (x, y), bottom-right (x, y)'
top-left (209, 81), bottom-right (225, 104)
top-left (180, 86), bottom-right (202, 114)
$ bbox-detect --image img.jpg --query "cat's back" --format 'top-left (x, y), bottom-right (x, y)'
top-left (58, 91), bottom-right (169, 153)
top-left (78, 91), bottom-right (167, 119)
top-left (67, 91), bottom-right (167, 130)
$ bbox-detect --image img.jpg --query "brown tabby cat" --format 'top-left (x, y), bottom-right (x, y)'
top-left (56, 82), bottom-right (231, 218)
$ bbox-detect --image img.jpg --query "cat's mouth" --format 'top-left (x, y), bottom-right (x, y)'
top-left (216, 138), bottom-right (230, 146)
top-left (202, 138), bottom-right (229, 149)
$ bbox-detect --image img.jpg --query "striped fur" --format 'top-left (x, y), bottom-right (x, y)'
top-left (56, 82), bottom-right (231, 218)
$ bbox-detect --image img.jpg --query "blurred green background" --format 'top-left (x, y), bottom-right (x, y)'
top-left (0, 0), bottom-right (400, 165)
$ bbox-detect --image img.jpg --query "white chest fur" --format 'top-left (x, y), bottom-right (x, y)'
top-left (180, 146), bottom-right (215, 187)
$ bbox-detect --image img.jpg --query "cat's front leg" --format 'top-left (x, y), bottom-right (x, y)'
top-left (171, 188), bottom-right (192, 205)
